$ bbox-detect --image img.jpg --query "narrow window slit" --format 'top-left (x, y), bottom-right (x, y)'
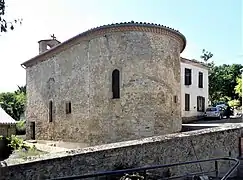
top-left (112, 69), bottom-right (120, 99)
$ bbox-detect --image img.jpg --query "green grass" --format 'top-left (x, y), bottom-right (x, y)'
top-left (17, 148), bottom-right (47, 160)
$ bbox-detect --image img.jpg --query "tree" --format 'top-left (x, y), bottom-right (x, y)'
top-left (228, 99), bottom-right (241, 107)
top-left (208, 64), bottom-right (243, 104)
top-left (15, 85), bottom-right (26, 95)
top-left (200, 49), bottom-right (243, 104)
top-left (200, 49), bottom-right (213, 62)
top-left (0, 85), bottom-right (26, 121)
top-left (0, 0), bottom-right (22, 33)
top-left (235, 77), bottom-right (242, 97)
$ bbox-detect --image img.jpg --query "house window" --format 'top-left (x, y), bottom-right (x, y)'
top-left (185, 68), bottom-right (192, 85)
top-left (198, 72), bottom-right (203, 88)
top-left (49, 100), bottom-right (53, 122)
top-left (112, 69), bottom-right (120, 99)
top-left (66, 101), bottom-right (72, 114)
top-left (197, 96), bottom-right (205, 112)
top-left (185, 94), bottom-right (190, 111)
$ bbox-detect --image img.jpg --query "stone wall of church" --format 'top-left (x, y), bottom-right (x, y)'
top-left (25, 24), bottom-right (185, 145)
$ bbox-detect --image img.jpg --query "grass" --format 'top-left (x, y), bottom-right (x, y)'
top-left (16, 147), bottom-right (47, 160)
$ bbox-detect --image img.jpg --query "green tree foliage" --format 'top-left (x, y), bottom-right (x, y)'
top-left (0, 0), bottom-right (22, 33)
top-left (200, 49), bottom-right (213, 62)
top-left (208, 64), bottom-right (243, 104)
top-left (235, 77), bottom-right (242, 97)
top-left (0, 85), bottom-right (26, 121)
top-left (200, 49), bottom-right (243, 105)
top-left (16, 119), bottom-right (26, 135)
top-left (228, 99), bottom-right (241, 107)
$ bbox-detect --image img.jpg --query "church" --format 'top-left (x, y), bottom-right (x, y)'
top-left (21, 21), bottom-right (207, 146)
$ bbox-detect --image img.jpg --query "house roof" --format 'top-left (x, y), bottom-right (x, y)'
top-left (0, 107), bottom-right (17, 125)
top-left (21, 21), bottom-right (187, 68)
top-left (180, 57), bottom-right (209, 70)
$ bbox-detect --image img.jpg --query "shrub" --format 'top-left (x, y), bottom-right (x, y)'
top-left (0, 135), bottom-right (31, 161)
top-left (16, 119), bottom-right (26, 135)
top-left (228, 99), bottom-right (241, 108)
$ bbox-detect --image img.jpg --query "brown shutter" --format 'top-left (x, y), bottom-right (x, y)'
top-left (185, 94), bottom-right (190, 111)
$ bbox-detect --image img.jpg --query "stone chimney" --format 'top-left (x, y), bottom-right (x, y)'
top-left (38, 34), bottom-right (61, 54)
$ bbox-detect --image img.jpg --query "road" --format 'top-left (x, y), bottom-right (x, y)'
top-left (192, 116), bottom-right (243, 124)
top-left (182, 116), bottom-right (243, 132)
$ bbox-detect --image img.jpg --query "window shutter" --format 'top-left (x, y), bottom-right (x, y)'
top-left (198, 72), bottom-right (203, 88)
top-left (185, 94), bottom-right (190, 111)
top-left (202, 97), bottom-right (205, 112)
top-left (185, 68), bottom-right (192, 85)
top-left (197, 96), bottom-right (199, 111)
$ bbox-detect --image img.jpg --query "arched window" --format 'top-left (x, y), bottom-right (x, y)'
top-left (112, 69), bottom-right (120, 99)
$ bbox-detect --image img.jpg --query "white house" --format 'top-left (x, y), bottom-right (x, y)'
top-left (180, 58), bottom-right (209, 123)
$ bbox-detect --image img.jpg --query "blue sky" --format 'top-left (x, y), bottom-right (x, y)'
top-left (0, 0), bottom-right (242, 92)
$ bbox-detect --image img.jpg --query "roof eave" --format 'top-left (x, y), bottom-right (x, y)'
top-left (21, 21), bottom-right (187, 68)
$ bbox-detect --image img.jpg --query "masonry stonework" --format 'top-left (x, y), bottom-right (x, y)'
top-left (23, 22), bottom-right (186, 145)
top-left (0, 124), bottom-right (241, 179)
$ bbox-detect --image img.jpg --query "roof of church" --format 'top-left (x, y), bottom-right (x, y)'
top-left (21, 21), bottom-right (186, 68)
top-left (0, 107), bottom-right (16, 125)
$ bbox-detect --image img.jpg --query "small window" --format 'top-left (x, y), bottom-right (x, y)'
top-left (198, 72), bottom-right (203, 88)
top-left (185, 94), bottom-right (190, 111)
top-left (197, 96), bottom-right (205, 112)
top-left (112, 69), bottom-right (120, 99)
top-left (173, 95), bottom-right (177, 103)
top-left (49, 100), bottom-right (53, 122)
top-left (185, 68), bottom-right (192, 85)
top-left (66, 101), bottom-right (71, 114)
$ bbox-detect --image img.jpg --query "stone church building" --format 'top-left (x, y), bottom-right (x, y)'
top-left (21, 21), bottom-right (187, 146)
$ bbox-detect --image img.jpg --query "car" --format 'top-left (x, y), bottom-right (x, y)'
top-left (204, 106), bottom-right (224, 120)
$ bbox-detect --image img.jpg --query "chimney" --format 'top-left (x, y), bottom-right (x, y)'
top-left (38, 34), bottom-right (61, 54)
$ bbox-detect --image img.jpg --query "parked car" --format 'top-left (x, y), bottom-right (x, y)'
top-left (204, 106), bottom-right (224, 120)
top-left (214, 102), bottom-right (228, 107)
top-left (216, 105), bottom-right (227, 116)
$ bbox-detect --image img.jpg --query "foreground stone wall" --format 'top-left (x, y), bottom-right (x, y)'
top-left (1, 124), bottom-right (242, 180)
top-left (25, 22), bottom-right (186, 145)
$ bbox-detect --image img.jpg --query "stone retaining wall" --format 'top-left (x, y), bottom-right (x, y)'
top-left (0, 124), bottom-right (242, 180)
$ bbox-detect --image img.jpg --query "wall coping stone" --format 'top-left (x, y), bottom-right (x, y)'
top-left (6, 123), bottom-right (243, 167)
top-left (21, 21), bottom-right (187, 68)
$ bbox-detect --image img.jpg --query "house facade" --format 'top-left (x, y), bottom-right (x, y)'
top-left (21, 21), bottom-right (186, 146)
top-left (180, 58), bottom-right (209, 123)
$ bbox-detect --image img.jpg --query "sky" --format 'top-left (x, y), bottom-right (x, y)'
top-left (0, 0), bottom-right (242, 92)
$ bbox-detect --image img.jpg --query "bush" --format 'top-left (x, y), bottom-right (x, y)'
top-left (16, 119), bottom-right (26, 135)
top-left (0, 135), bottom-right (31, 161)
top-left (228, 99), bottom-right (241, 108)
